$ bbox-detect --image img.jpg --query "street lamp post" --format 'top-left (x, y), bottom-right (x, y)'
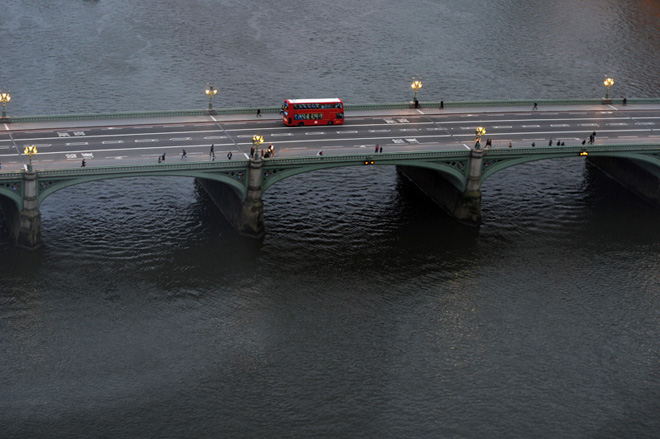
top-left (603, 77), bottom-right (614, 99)
top-left (252, 134), bottom-right (264, 159)
top-left (475, 126), bottom-right (486, 149)
top-left (0, 91), bottom-right (10, 119)
top-left (24, 145), bottom-right (37, 172)
top-left (411, 78), bottom-right (422, 105)
top-left (205, 83), bottom-right (218, 111)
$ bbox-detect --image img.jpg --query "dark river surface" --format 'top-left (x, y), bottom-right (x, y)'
top-left (2, 1), bottom-right (660, 437)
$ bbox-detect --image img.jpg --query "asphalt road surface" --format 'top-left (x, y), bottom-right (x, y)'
top-left (2, 104), bottom-right (660, 171)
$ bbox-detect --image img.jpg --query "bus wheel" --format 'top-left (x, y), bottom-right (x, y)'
top-left (298, 122), bottom-right (304, 126)
top-left (327, 121), bottom-right (334, 125)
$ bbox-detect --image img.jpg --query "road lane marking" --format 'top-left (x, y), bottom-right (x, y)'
top-left (135, 139), bottom-right (158, 142)
top-left (103, 140), bottom-right (124, 144)
top-left (521, 125), bottom-right (541, 128)
top-left (65, 142), bottom-right (89, 146)
top-left (170, 137), bottom-right (192, 141)
top-left (550, 124), bottom-right (570, 127)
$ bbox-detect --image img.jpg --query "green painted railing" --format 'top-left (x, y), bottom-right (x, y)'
top-left (6, 98), bottom-right (660, 124)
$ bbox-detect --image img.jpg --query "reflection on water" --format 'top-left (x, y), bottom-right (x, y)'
top-left (2, 0), bottom-right (660, 438)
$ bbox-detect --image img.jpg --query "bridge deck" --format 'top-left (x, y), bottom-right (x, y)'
top-left (2, 102), bottom-right (660, 173)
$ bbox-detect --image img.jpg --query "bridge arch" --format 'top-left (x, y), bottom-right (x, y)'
top-left (36, 168), bottom-right (249, 207)
top-left (0, 186), bottom-right (23, 210)
top-left (260, 154), bottom-right (470, 194)
top-left (480, 147), bottom-right (660, 185)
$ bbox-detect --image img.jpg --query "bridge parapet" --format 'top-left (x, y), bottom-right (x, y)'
top-left (7, 98), bottom-right (660, 124)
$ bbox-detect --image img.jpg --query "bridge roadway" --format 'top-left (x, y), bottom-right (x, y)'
top-left (2, 103), bottom-right (660, 171)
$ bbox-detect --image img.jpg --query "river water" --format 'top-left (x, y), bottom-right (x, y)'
top-left (1, 1), bottom-right (660, 438)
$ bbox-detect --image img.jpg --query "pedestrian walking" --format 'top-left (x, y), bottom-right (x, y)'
top-left (181, 149), bottom-right (187, 159)
top-left (414, 98), bottom-right (419, 109)
top-left (508, 142), bottom-right (512, 148)
top-left (210, 144), bottom-right (215, 157)
top-left (623, 97), bottom-right (627, 106)
top-left (549, 139), bottom-right (553, 146)
top-left (161, 153), bottom-right (166, 161)
top-left (532, 142), bottom-right (535, 147)
top-left (561, 142), bottom-right (565, 146)
top-left (533, 102), bottom-right (538, 110)
top-left (379, 146), bottom-right (383, 153)
top-left (81, 159), bottom-right (86, 167)
top-left (440, 100), bottom-right (444, 109)
top-left (250, 146), bottom-right (255, 158)
top-left (375, 144), bottom-right (379, 153)
top-left (158, 156), bottom-right (161, 163)
top-left (256, 108), bottom-right (262, 117)
top-left (582, 139), bottom-right (586, 145)
top-left (227, 151), bottom-right (232, 160)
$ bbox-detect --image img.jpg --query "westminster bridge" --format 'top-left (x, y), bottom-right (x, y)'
top-left (2, 98), bottom-right (660, 249)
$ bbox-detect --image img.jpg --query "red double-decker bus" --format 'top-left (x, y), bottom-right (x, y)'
top-left (282, 98), bottom-right (344, 126)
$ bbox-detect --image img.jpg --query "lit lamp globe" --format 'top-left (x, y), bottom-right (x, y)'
top-left (475, 126), bottom-right (486, 149)
top-left (252, 134), bottom-right (264, 158)
top-left (0, 91), bottom-right (10, 118)
top-left (603, 77), bottom-right (614, 99)
top-left (24, 145), bottom-right (37, 171)
top-left (411, 79), bottom-right (422, 101)
top-left (205, 84), bottom-right (218, 110)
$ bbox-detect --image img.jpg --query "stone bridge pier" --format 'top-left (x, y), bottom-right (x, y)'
top-left (397, 149), bottom-right (484, 225)
top-left (196, 158), bottom-right (265, 238)
top-left (0, 171), bottom-right (43, 249)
